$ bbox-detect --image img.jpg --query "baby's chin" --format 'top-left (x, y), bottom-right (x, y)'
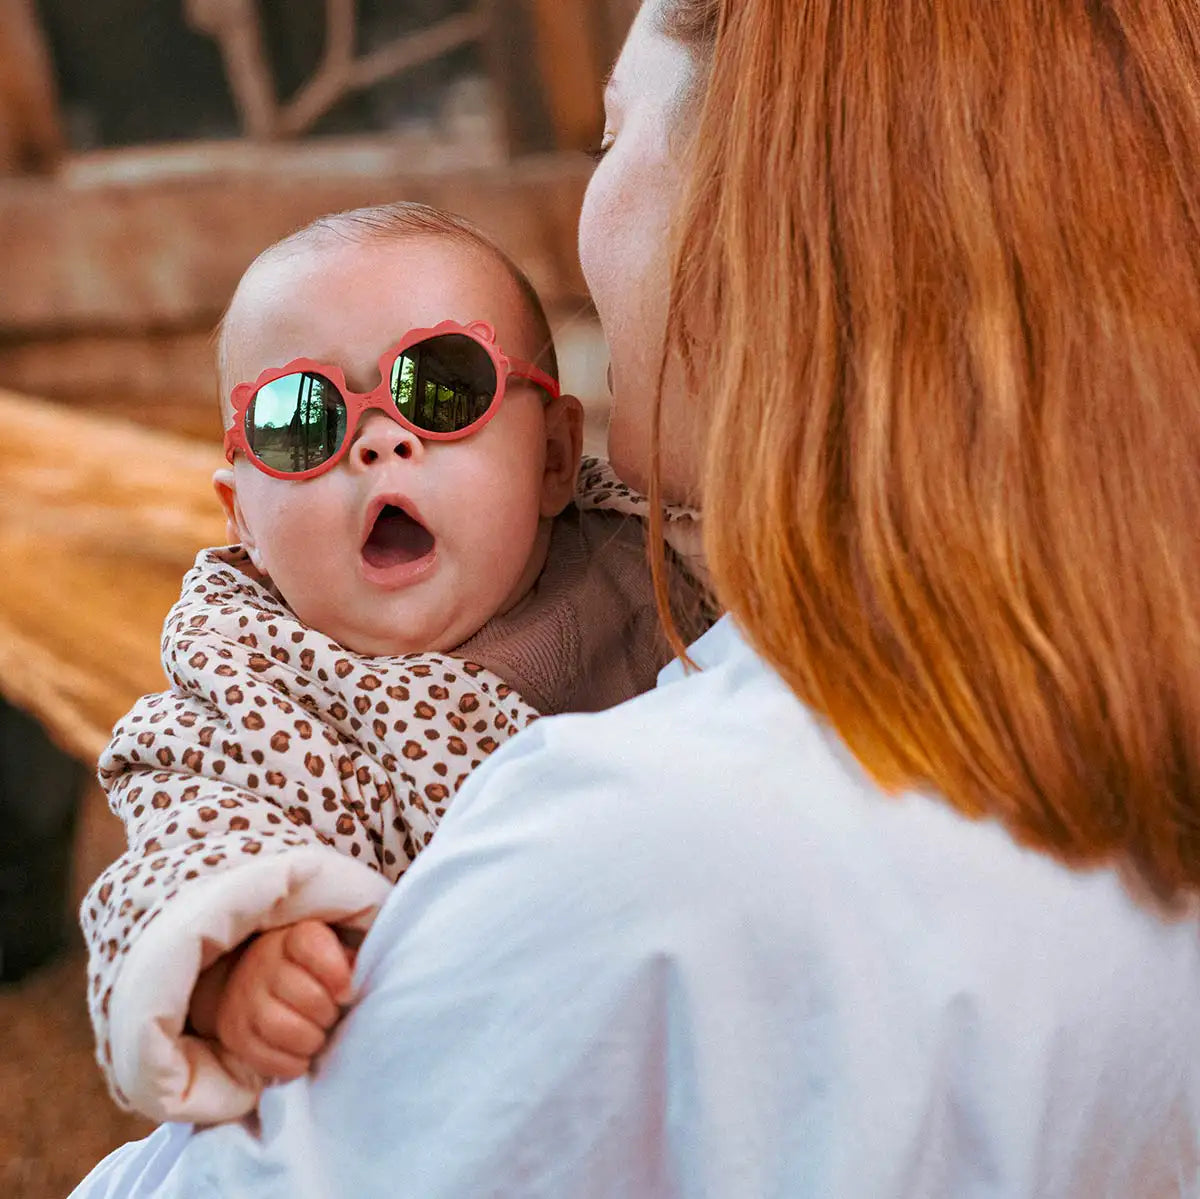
top-left (325, 613), bottom-right (485, 660)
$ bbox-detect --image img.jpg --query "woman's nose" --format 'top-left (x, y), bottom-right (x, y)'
top-left (350, 411), bottom-right (419, 468)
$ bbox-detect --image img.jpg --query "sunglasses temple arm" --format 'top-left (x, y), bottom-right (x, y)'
top-left (509, 362), bottom-right (561, 399)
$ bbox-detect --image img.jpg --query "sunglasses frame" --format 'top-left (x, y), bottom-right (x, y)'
top-left (223, 319), bottom-right (560, 481)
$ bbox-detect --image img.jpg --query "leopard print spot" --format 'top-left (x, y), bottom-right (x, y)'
top-left (411, 665), bottom-right (432, 678)
top-left (329, 702), bottom-right (348, 721)
top-left (392, 720), bottom-right (409, 734)
top-left (300, 649), bottom-right (316, 671)
top-left (270, 731), bottom-right (291, 753)
top-left (198, 727), bottom-right (216, 748)
top-left (428, 685), bottom-right (450, 701)
top-left (286, 806), bottom-right (312, 826)
top-left (242, 840), bottom-right (263, 855)
top-left (447, 736), bottom-right (468, 756)
top-left (402, 741), bottom-right (428, 761)
top-left (229, 816), bottom-right (250, 831)
top-left (151, 791), bottom-right (171, 809)
top-left (304, 753), bottom-right (326, 777)
top-left (448, 713), bottom-right (467, 732)
top-left (336, 814), bottom-right (356, 836)
top-left (479, 737), bottom-right (500, 754)
top-left (425, 783), bottom-right (450, 803)
top-left (335, 659), bottom-right (354, 679)
top-left (224, 686), bottom-right (244, 706)
top-left (214, 664), bottom-right (237, 678)
top-left (136, 732), bottom-right (153, 748)
top-left (266, 770), bottom-right (286, 788)
top-left (271, 647), bottom-right (290, 663)
top-left (188, 652), bottom-right (209, 669)
top-left (354, 696), bottom-right (371, 715)
top-left (247, 653), bottom-right (272, 672)
top-left (203, 854), bottom-right (224, 867)
top-left (414, 702), bottom-right (436, 720)
top-left (459, 695), bottom-right (480, 714)
top-left (97, 882), bottom-right (113, 904)
top-left (373, 719), bottom-right (387, 739)
top-left (156, 747), bottom-right (175, 767)
top-left (198, 807), bottom-right (219, 822)
top-left (242, 711), bottom-right (265, 731)
top-left (386, 684), bottom-right (410, 702)
top-left (294, 719), bottom-right (313, 739)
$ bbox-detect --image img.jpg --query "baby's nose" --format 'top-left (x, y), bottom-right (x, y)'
top-left (352, 412), bottom-right (417, 467)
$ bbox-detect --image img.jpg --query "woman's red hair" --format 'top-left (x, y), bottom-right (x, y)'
top-left (658, 0), bottom-right (1200, 899)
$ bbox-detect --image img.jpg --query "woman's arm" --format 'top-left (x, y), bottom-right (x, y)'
top-left (72, 703), bottom-right (700, 1197)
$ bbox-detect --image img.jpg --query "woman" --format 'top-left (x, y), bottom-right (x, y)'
top-left (73, 1), bottom-right (1200, 1195)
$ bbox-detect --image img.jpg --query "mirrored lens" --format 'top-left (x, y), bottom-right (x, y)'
top-left (246, 372), bottom-right (347, 473)
top-left (390, 334), bottom-right (498, 435)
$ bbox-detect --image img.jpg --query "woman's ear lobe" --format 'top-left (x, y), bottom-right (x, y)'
top-left (539, 393), bottom-right (585, 518)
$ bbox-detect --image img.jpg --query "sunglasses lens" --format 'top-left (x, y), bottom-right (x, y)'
top-left (246, 372), bottom-right (348, 474)
top-left (390, 334), bottom-right (498, 435)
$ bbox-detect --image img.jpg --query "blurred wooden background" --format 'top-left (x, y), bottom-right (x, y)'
top-left (0, 0), bottom-right (629, 747)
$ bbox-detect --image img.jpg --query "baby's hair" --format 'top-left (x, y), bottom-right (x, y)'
top-left (216, 201), bottom-right (558, 411)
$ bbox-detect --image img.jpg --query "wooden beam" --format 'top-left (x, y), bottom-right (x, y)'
top-left (0, 144), bottom-right (592, 336)
top-left (0, 0), bottom-right (65, 175)
top-left (528, 0), bottom-right (606, 152)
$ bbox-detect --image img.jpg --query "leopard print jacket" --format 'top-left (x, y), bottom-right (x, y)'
top-left (82, 459), bottom-right (705, 1124)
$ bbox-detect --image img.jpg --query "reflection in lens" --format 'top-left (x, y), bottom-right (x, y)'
top-left (390, 334), bottom-right (497, 434)
top-left (247, 373), bottom-right (347, 472)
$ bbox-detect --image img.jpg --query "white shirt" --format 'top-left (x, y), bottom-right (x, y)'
top-left (72, 618), bottom-right (1200, 1198)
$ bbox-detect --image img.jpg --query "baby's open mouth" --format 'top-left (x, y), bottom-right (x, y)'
top-left (362, 505), bottom-right (436, 569)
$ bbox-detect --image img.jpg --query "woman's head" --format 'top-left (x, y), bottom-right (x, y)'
top-left (590, 0), bottom-right (1200, 899)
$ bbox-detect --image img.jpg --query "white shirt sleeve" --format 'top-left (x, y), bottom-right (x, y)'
top-left (73, 707), bottom-right (724, 1197)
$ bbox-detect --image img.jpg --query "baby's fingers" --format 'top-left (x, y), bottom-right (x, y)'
top-left (236, 1038), bottom-right (313, 1084)
top-left (271, 960), bottom-right (341, 1030)
top-left (250, 995), bottom-right (328, 1059)
top-left (284, 920), bottom-right (355, 1002)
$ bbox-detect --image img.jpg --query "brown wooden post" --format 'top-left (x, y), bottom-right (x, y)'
top-left (0, 0), bottom-right (65, 175)
top-left (526, 0), bottom-right (605, 153)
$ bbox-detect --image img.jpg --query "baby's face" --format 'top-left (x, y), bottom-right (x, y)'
top-left (216, 235), bottom-right (579, 656)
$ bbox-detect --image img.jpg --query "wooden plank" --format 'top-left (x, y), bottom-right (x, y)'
top-left (0, 331), bottom-right (222, 443)
top-left (0, 143), bottom-right (592, 335)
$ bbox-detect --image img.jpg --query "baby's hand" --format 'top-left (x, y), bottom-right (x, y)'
top-left (215, 920), bottom-right (355, 1082)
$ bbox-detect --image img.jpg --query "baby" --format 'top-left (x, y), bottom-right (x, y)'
top-left (82, 202), bottom-right (701, 1124)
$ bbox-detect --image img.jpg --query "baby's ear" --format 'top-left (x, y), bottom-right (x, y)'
top-left (539, 393), bottom-right (584, 518)
top-left (212, 469), bottom-right (262, 566)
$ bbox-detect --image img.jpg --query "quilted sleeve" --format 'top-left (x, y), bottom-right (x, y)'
top-left (82, 687), bottom-right (393, 1125)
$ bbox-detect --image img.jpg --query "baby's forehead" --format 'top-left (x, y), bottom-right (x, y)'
top-left (221, 232), bottom-right (538, 390)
